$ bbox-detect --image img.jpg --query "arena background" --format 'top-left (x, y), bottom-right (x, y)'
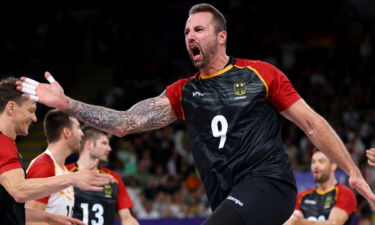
top-left (2, 0), bottom-right (375, 224)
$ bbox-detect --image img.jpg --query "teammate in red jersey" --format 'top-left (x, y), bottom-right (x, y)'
top-left (16, 3), bottom-right (375, 225)
top-left (66, 125), bottom-right (138, 225)
top-left (284, 149), bottom-right (357, 225)
top-left (0, 77), bottom-right (113, 225)
top-left (26, 109), bottom-right (84, 221)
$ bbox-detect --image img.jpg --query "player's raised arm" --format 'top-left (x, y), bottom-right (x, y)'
top-left (16, 72), bottom-right (177, 137)
top-left (280, 99), bottom-right (375, 211)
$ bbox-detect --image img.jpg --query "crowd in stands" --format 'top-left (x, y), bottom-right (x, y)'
top-left (2, 0), bottom-right (375, 222)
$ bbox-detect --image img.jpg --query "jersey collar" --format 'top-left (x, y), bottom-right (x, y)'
top-left (198, 56), bottom-right (237, 80)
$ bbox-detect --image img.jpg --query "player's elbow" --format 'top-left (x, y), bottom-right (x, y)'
top-left (304, 115), bottom-right (325, 137)
top-left (13, 192), bottom-right (26, 203)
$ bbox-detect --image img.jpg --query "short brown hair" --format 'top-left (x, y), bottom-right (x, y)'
top-left (0, 77), bottom-right (28, 114)
top-left (313, 147), bottom-right (333, 162)
top-left (80, 125), bottom-right (111, 152)
top-left (189, 3), bottom-right (227, 34)
top-left (44, 109), bottom-right (73, 143)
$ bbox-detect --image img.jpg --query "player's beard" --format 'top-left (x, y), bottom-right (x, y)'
top-left (313, 169), bottom-right (330, 183)
top-left (188, 37), bottom-right (218, 70)
top-left (68, 136), bottom-right (81, 153)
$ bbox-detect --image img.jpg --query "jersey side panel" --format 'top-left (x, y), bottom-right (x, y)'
top-left (26, 153), bottom-right (55, 204)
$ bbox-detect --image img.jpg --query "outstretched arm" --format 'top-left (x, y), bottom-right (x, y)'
top-left (64, 90), bottom-right (176, 137)
top-left (280, 99), bottom-right (375, 211)
top-left (16, 72), bottom-right (177, 137)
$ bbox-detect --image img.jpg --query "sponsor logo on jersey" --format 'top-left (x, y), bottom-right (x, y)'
top-left (304, 199), bottom-right (316, 205)
top-left (234, 83), bottom-right (246, 95)
top-left (104, 184), bottom-right (112, 196)
top-left (234, 96), bottom-right (247, 100)
top-left (227, 196), bottom-right (244, 206)
top-left (192, 92), bottom-right (205, 97)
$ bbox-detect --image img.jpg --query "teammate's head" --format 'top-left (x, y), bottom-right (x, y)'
top-left (311, 148), bottom-right (337, 184)
top-left (44, 109), bottom-right (83, 153)
top-left (80, 125), bottom-right (112, 163)
top-left (0, 77), bottom-right (37, 136)
top-left (185, 3), bottom-right (227, 70)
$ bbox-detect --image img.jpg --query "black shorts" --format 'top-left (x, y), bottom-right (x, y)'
top-left (215, 176), bottom-right (297, 225)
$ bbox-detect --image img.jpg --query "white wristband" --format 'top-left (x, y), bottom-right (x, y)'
top-left (47, 76), bottom-right (56, 84)
top-left (21, 88), bottom-right (36, 96)
top-left (22, 82), bottom-right (37, 91)
top-left (24, 78), bottom-right (39, 87)
top-left (29, 95), bottom-right (39, 102)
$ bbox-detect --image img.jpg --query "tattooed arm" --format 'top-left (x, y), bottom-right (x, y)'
top-left (64, 90), bottom-right (177, 136)
top-left (16, 73), bottom-right (176, 136)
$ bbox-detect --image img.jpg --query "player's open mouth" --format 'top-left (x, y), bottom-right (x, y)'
top-left (190, 44), bottom-right (201, 60)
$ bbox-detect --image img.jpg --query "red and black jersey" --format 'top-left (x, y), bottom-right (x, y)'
top-left (0, 132), bottom-right (26, 225)
top-left (296, 183), bottom-right (357, 224)
top-left (166, 57), bottom-right (301, 210)
top-left (66, 162), bottom-right (133, 225)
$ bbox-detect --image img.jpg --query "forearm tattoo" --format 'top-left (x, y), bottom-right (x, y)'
top-left (64, 90), bottom-right (177, 136)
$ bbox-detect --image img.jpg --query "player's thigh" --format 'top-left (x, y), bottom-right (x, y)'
top-left (219, 176), bottom-right (297, 225)
top-left (202, 204), bottom-right (246, 225)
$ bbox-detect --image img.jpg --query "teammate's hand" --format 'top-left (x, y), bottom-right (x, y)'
top-left (366, 148), bottom-right (375, 167)
top-left (290, 210), bottom-right (305, 225)
top-left (47, 214), bottom-right (85, 225)
top-left (73, 159), bottom-right (115, 191)
top-left (16, 72), bottom-right (67, 110)
top-left (349, 173), bottom-right (375, 211)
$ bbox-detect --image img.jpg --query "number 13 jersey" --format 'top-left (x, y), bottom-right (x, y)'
top-left (166, 57), bottom-right (301, 210)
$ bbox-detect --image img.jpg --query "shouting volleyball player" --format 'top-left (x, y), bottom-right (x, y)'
top-left (16, 4), bottom-right (375, 225)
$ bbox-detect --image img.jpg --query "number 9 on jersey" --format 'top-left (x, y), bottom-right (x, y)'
top-left (211, 115), bottom-right (228, 149)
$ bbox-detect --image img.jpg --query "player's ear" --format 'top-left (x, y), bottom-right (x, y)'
top-left (6, 101), bottom-right (16, 116)
top-left (62, 127), bottom-right (70, 139)
top-left (331, 161), bottom-right (337, 171)
top-left (217, 31), bottom-right (227, 45)
top-left (85, 139), bottom-right (93, 151)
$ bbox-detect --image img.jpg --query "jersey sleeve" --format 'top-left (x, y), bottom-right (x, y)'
top-left (65, 163), bottom-right (76, 172)
top-left (333, 185), bottom-right (357, 216)
top-left (241, 60), bottom-right (301, 112)
top-left (115, 173), bottom-right (134, 210)
top-left (295, 192), bottom-right (302, 210)
top-left (166, 77), bottom-right (193, 120)
top-left (0, 136), bottom-right (22, 175)
top-left (27, 154), bottom-right (55, 204)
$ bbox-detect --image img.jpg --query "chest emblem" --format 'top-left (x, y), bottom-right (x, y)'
top-left (234, 83), bottom-right (246, 95)
top-left (104, 184), bottom-right (112, 195)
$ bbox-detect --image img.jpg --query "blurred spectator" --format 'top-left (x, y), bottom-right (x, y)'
top-left (186, 170), bottom-right (201, 191)
top-left (135, 163), bottom-right (151, 191)
top-left (137, 201), bottom-right (160, 219)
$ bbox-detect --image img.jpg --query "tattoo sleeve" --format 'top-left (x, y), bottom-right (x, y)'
top-left (64, 90), bottom-right (177, 136)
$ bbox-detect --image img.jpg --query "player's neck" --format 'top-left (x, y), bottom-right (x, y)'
top-left (317, 177), bottom-right (337, 191)
top-left (47, 141), bottom-right (71, 169)
top-left (0, 116), bottom-right (17, 140)
top-left (76, 153), bottom-right (98, 172)
top-left (199, 51), bottom-right (229, 75)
